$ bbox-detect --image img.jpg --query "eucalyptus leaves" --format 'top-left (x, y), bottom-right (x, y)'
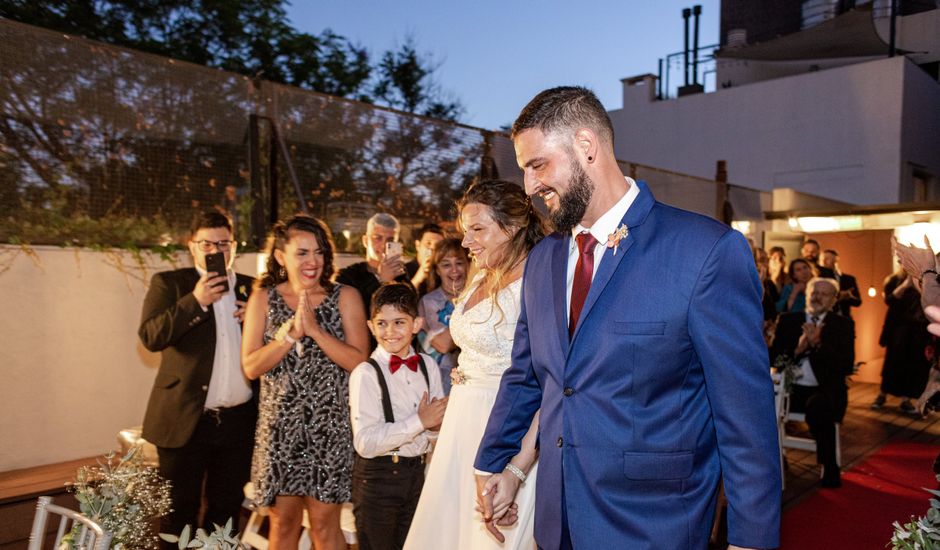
top-left (67, 448), bottom-right (171, 549)
top-left (159, 519), bottom-right (243, 550)
top-left (891, 475), bottom-right (940, 549)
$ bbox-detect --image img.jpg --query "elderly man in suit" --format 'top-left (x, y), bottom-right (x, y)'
top-left (474, 86), bottom-right (780, 550)
top-left (139, 212), bottom-right (256, 540)
top-left (771, 277), bottom-right (855, 487)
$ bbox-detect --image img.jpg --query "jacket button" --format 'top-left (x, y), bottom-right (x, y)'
top-left (201, 385), bottom-right (208, 391)
top-left (563, 387), bottom-right (574, 396)
top-left (556, 437), bottom-right (563, 448)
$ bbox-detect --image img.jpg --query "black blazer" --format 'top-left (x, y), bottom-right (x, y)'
top-left (771, 310), bottom-right (855, 422)
top-left (138, 268), bottom-right (256, 448)
top-left (834, 273), bottom-right (862, 318)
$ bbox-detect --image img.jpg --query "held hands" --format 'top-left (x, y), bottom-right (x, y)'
top-left (475, 472), bottom-right (522, 543)
top-left (417, 391), bottom-right (448, 431)
top-left (193, 272), bottom-right (229, 307)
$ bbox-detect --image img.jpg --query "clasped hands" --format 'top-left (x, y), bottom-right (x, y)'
top-left (474, 470), bottom-right (522, 543)
top-left (796, 322), bottom-right (823, 355)
top-left (288, 291), bottom-right (323, 341)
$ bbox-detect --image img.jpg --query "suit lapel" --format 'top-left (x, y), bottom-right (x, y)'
top-left (570, 181), bottom-right (656, 345)
top-left (552, 235), bottom-right (571, 357)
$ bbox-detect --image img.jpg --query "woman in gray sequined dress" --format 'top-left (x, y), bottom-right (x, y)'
top-left (242, 215), bottom-right (369, 550)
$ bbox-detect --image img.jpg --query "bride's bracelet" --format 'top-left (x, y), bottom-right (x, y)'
top-left (504, 463), bottom-right (526, 483)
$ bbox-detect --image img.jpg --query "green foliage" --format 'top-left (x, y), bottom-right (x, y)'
top-left (0, 0), bottom-right (372, 100)
top-left (373, 35), bottom-right (463, 121)
top-left (68, 449), bottom-right (172, 549)
top-left (0, 1), bottom-right (474, 247)
top-left (0, 205), bottom-right (180, 248)
top-left (160, 519), bottom-right (243, 550)
top-left (892, 477), bottom-right (940, 549)
top-left (774, 353), bottom-right (803, 395)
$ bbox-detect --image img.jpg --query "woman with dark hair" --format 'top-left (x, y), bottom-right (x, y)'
top-left (768, 246), bottom-right (788, 293)
top-left (242, 215), bottom-right (369, 550)
top-left (405, 180), bottom-right (545, 550)
top-left (776, 257), bottom-right (817, 313)
top-left (417, 237), bottom-right (470, 395)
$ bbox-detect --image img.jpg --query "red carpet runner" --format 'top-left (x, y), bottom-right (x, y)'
top-left (780, 442), bottom-right (940, 549)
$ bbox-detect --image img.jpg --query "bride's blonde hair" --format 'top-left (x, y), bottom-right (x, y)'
top-left (456, 179), bottom-right (545, 320)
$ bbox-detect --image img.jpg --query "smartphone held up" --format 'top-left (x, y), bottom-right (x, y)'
top-left (204, 252), bottom-right (230, 292)
top-left (385, 241), bottom-right (403, 259)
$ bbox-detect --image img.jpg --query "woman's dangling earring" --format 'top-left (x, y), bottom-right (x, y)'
top-left (279, 266), bottom-right (286, 278)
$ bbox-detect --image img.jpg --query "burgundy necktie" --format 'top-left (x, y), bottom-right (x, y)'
top-left (569, 232), bottom-right (598, 338)
top-left (389, 354), bottom-right (420, 374)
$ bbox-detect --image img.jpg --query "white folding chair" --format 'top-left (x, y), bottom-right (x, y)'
top-left (782, 409), bottom-right (841, 467)
top-left (772, 373), bottom-right (787, 490)
top-left (29, 496), bottom-right (112, 550)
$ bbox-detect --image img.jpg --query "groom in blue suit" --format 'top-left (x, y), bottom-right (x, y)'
top-left (475, 87), bottom-right (780, 549)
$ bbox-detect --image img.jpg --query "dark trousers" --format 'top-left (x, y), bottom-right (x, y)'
top-left (156, 401), bottom-right (255, 546)
top-left (351, 456), bottom-right (425, 550)
top-left (789, 384), bottom-right (838, 466)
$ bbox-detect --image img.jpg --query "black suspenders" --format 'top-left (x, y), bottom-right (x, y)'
top-left (366, 356), bottom-right (430, 423)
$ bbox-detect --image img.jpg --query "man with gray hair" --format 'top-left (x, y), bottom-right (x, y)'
top-left (771, 277), bottom-right (855, 487)
top-left (337, 213), bottom-right (411, 321)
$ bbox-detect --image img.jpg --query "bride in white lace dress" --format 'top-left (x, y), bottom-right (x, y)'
top-left (404, 180), bottom-right (545, 550)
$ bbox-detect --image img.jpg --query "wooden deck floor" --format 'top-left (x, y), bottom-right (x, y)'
top-left (781, 380), bottom-right (940, 510)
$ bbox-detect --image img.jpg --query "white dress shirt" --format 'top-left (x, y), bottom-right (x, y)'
top-left (195, 267), bottom-right (252, 409)
top-left (349, 346), bottom-right (445, 459)
top-left (566, 177), bottom-right (640, 314)
top-left (794, 311), bottom-right (827, 388)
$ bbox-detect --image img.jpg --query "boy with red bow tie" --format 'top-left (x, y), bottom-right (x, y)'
top-left (349, 282), bottom-right (448, 550)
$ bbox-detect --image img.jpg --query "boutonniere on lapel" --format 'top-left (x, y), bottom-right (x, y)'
top-left (606, 224), bottom-right (629, 255)
top-left (238, 284), bottom-right (247, 298)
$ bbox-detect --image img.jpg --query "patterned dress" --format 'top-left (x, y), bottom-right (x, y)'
top-left (251, 284), bottom-right (353, 506)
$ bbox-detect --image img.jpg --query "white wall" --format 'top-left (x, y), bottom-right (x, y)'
top-left (901, 59), bottom-right (940, 200)
top-left (0, 246), bottom-right (260, 471)
top-left (611, 56), bottom-right (922, 205)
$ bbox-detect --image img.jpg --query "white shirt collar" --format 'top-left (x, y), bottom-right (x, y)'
top-left (372, 345), bottom-right (417, 366)
top-left (571, 177), bottom-right (639, 245)
top-left (805, 310), bottom-right (828, 322)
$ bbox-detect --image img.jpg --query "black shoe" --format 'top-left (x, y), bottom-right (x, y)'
top-left (821, 464), bottom-right (842, 488)
top-left (900, 400), bottom-right (917, 414)
top-left (871, 394), bottom-right (886, 410)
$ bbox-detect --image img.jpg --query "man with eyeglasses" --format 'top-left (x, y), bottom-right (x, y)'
top-left (138, 212), bottom-right (257, 541)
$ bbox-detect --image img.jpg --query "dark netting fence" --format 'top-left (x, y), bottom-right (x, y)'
top-left (0, 18), bottom-right (500, 251)
top-left (0, 17), bottom-right (764, 251)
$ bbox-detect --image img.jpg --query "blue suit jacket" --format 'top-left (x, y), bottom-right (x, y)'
top-left (475, 182), bottom-right (781, 549)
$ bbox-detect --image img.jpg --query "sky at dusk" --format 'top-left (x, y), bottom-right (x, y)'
top-left (286, 1), bottom-right (721, 130)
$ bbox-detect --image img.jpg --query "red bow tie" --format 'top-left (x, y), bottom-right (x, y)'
top-left (389, 354), bottom-right (420, 374)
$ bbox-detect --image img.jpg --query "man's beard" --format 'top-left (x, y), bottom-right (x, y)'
top-left (549, 158), bottom-right (594, 233)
